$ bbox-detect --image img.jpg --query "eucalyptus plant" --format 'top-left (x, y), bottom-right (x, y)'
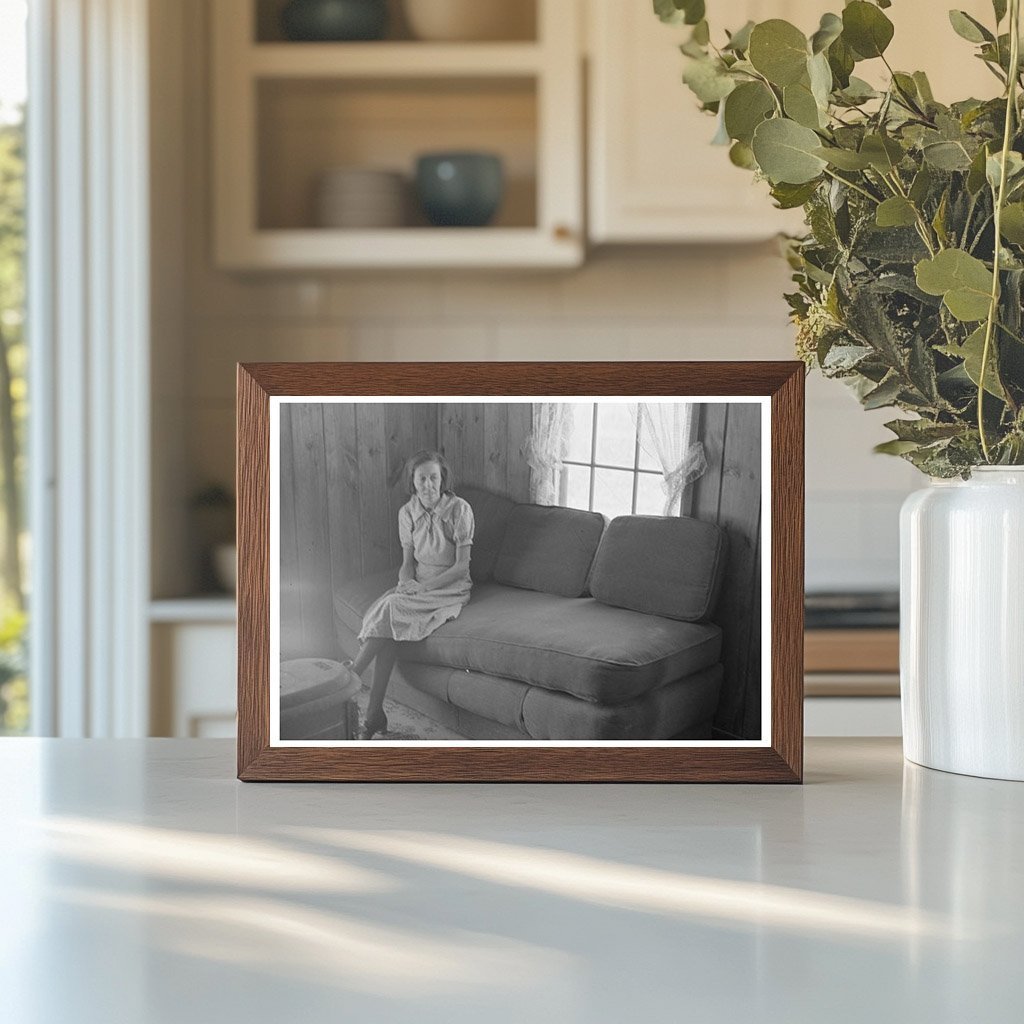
top-left (657, 0), bottom-right (1024, 475)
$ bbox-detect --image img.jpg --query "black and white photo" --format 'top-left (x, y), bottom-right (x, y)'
top-left (271, 397), bottom-right (768, 747)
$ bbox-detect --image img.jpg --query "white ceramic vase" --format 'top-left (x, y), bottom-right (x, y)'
top-left (900, 467), bottom-right (1024, 780)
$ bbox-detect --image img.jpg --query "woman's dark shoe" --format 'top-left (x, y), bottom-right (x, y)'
top-left (360, 709), bottom-right (388, 740)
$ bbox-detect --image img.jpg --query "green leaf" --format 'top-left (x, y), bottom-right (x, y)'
top-left (748, 20), bottom-right (809, 87)
top-left (948, 10), bottom-right (994, 44)
top-left (842, 1), bottom-right (894, 59)
top-left (909, 164), bottom-right (933, 205)
top-left (876, 197), bottom-right (918, 228)
top-left (862, 374), bottom-right (903, 409)
top-left (784, 80), bottom-right (824, 129)
top-left (813, 146), bottom-right (872, 170)
top-left (729, 140), bottom-right (757, 169)
top-left (692, 19), bottom-right (710, 45)
top-left (993, 0), bottom-right (1008, 24)
top-left (915, 250), bottom-right (994, 322)
top-left (986, 150), bottom-right (1024, 191)
top-left (860, 133), bottom-right (904, 173)
top-left (967, 144), bottom-right (991, 194)
top-left (827, 35), bottom-right (856, 89)
top-left (912, 71), bottom-right (935, 104)
top-left (874, 439), bottom-right (922, 455)
top-left (724, 20), bottom-right (755, 53)
top-left (682, 57), bottom-right (736, 104)
top-left (751, 118), bottom-right (828, 184)
top-left (810, 13), bottom-right (843, 54)
top-left (922, 140), bottom-right (973, 171)
top-left (837, 76), bottom-right (879, 104)
top-left (723, 81), bottom-right (775, 144)
top-left (932, 190), bottom-right (950, 247)
top-left (807, 51), bottom-right (833, 110)
top-left (770, 180), bottom-right (820, 209)
top-left (653, 0), bottom-right (705, 26)
top-left (1000, 203), bottom-right (1024, 245)
top-left (940, 325), bottom-right (1006, 398)
top-left (884, 418), bottom-right (963, 443)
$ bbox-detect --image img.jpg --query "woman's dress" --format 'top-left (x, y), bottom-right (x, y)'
top-left (357, 492), bottom-right (474, 642)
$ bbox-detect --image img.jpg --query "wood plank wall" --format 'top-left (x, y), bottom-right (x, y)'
top-left (687, 403), bottom-right (763, 740)
top-left (279, 402), bottom-right (438, 659)
top-left (279, 401), bottom-right (529, 659)
top-left (439, 402), bottom-right (532, 501)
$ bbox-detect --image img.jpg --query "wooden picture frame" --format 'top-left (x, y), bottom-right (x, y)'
top-left (237, 362), bottom-right (804, 782)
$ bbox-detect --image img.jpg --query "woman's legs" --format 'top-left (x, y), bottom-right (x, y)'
top-left (349, 637), bottom-right (388, 677)
top-left (361, 639), bottom-right (399, 738)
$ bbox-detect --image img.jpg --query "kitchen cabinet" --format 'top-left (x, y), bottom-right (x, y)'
top-left (211, 0), bottom-right (583, 269)
top-left (586, 0), bottom-right (998, 244)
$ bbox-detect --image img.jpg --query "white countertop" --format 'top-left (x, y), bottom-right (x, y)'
top-left (1, 737), bottom-right (1021, 1023)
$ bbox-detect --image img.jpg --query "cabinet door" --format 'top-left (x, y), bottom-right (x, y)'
top-left (588, 0), bottom-right (812, 242)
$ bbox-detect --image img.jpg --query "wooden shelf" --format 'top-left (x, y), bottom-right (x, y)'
top-left (249, 42), bottom-right (544, 78)
top-left (217, 226), bottom-right (580, 270)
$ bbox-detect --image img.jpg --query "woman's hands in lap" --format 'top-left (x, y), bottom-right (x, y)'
top-left (397, 579), bottom-right (425, 594)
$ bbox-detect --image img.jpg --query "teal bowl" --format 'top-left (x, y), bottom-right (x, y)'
top-left (281, 0), bottom-right (388, 42)
top-left (415, 153), bottom-right (505, 228)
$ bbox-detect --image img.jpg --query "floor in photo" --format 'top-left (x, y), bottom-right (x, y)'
top-left (355, 685), bottom-right (465, 741)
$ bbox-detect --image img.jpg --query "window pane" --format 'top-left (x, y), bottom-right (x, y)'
top-left (563, 463), bottom-right (591, 511)
top-left (636, 471), bottom-right (666, 516)
top-left (0, 0), bottom-right (28, 735)
top-left (565, 402), bottom-right (593, 462)
top-left (592, 468), bottom-right (634, 520)
top-left (594, 402), bottom-right (637, 469)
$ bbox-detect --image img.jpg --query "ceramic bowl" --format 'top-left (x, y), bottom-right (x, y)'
top-left (415, 152), bottom-right (504, 227)
top-left (403, 0), bottom-right (534, 42)
top-left (281, 0), bottom-right (388, 42)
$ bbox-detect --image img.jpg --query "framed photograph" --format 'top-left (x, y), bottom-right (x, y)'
top-left (237, 362), bottom-right (803, 782)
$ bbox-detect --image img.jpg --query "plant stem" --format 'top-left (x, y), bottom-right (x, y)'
top-left (884, 170), bottom-right (938, 255)
top-left (979, 0), bottom-right (1021, 462)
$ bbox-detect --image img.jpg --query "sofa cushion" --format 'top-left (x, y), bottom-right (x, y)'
top-left (457, 486), bottom-right (516, 583)
top-left (588, 514), bottom-right (727, 622)
top-left (493, 504), bottom-right (605, 598)
top-left (395, 582), bottom-right (721, 704)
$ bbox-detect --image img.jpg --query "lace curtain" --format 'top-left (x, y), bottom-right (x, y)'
top-left (524, 402), bottom-right (706, 513)
top-left (633, 402), bottom-right (707, 516)
top-left (524, 403), bottom-right (573, 505)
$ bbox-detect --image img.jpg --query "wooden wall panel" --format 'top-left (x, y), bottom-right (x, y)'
top-left (689, 403), bottom-right (763, 740)
top-left (280, 402), bottom-right (438, 660)
top-left (714, 404), bottom-right (763, 739)
top-left (287, 403), bottom-right (335, 657)
top-left (279, 406), bottom-right (302, 659)
top-left (507, 403), bottom-right (533, 502)
top-left (323, 402), bottom-right (360, 581)
top-left (438, 401), bottom-right (531, 500)
top-left (484, 403), bottom-right (509, 495)
top-left (356, 404), bottom-right (394, 576)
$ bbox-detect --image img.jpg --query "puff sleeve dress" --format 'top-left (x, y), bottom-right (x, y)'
top-left (357, 492), bottom-right (475, 643)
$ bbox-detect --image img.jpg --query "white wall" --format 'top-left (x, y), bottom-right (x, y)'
top-left (156, 0), bottom-right (920, 598)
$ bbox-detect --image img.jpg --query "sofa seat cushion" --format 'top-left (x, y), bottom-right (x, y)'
top-left (493, 503), bottom-right (605, 598)
top-left (589, 514), bottom-right (727, 622)
top-left (398, 582), bottom-right (720, 704)
top-left (395, 661), bottom-right (723, 740)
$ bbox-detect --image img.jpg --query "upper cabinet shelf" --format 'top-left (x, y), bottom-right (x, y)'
top-left (248, 42), bottom-right (546, 78)
top-left (211, 0), bottom-right (583, 270)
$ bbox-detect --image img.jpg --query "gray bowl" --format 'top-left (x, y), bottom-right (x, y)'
top-left (415, 152), bottom-right (504, 228)
top-left (280, 0), bottom-right (388, 42)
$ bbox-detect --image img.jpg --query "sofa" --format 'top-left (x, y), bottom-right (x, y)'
top-left (334, 485), bottom-right (729, 740)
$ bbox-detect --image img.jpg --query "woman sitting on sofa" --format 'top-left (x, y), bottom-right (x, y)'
top-left (344, 449), bottom-right (475, 739)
